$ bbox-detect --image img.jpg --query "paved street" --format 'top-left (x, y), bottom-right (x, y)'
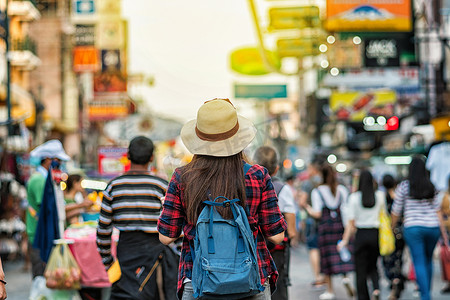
top-left (3, 243), bottom-right (449, 299)
top-left (289, 245), bottom-right (449, 300)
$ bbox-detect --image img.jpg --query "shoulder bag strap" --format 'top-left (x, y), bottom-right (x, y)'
top-left (315, 188), bottom-right (326, 207)
top-left (272, 177), bottom-right (286, 196)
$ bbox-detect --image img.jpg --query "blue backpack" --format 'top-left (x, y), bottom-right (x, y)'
top-left (190, 165), bottom-right (264, 299)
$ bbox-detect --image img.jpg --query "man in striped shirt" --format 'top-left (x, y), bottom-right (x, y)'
top-left (96, 136), bottom-right (178, 300)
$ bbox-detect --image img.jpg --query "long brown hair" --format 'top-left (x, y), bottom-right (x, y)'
top-left (321, 163), bottom-right (338, 196)
top-left (181, 152), bottom-right (247, 223)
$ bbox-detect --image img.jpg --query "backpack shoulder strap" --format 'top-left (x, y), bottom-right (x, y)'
top-left (336, 186), bottom-right (343, 206)
top-left (243, 163), bottom-right (251, 175)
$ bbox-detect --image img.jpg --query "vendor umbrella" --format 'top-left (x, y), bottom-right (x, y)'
top-left (33, 168), bottom-right (60, 262)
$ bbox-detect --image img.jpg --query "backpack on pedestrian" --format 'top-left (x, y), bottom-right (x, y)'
top-left (190, 166), bottom-right (264, 299)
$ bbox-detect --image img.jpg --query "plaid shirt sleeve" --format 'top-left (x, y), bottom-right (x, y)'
top-left (157, 168), bottom-right (193, 297)
top-left (157, 169), bottom-right (185, 238)
top-left (245, 164), bottom-right (287, 290)
top-left (257, 168), bottom-right (287, 237)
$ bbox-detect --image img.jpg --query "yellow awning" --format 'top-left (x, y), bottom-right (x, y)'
top-left (0, 84), bottom-right (36, 126)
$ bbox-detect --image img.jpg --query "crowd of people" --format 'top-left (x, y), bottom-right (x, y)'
top-left (0, 98), bottom-right (449, 300)
top-left (297, 157), bottom-right (450, 300)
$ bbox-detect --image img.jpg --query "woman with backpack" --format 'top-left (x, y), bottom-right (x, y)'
top-left (157, 98), bottom-right (287, 300)
top-left (300, 163), bottom-right (354, 300)
top-left (391, 156), bottom-right (449, 300)
top-left (339, 170), bottom-right (384, 300)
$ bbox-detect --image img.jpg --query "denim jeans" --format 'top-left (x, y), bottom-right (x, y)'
top-left (403, 226), bottom-right (440, 300)
top-left (182, 281), bottom-right (271, 300)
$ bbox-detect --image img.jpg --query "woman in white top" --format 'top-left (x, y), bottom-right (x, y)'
top-left (302, 164), bottom-right (353, 300)
top-left (339, 170), bottom-right (384, 300)
top-left (391, 156), bottom-right (449, 300)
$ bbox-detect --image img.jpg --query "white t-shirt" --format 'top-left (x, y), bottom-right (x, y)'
top-left (277, 185), bottom-right (297, 214)
top-left (426, 143), bottom-right (450, 191)
top-left (311, 185), bottom-right (349, 224)
top-left (347, 190), bottom-right (385, 228)
top-left (74, 192), bottom-right (84, 204)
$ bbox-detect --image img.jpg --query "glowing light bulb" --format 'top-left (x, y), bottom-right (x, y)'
top-left (320, 60), bottom-right (329, 68)
top-left (327, 36), bottom-right (336, 44)
top-left (353, 36), bottom-right (362, 45)
top-left (330, 67), bottom-right (339, 76)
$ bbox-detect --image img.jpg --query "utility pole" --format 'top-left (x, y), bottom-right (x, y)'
top-left (4, 0), bottom-right (12, 135)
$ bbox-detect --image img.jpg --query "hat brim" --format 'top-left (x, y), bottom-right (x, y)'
top-left (29, 140), bottom-right (71, 161)
top-left (181, 115), bottom-right (257, 157)
top-left (55, 153), bottom-right (71, 161)
top-left (30, 150), bottom-right (70, 161)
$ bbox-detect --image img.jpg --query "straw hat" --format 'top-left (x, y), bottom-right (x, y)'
top-left (181, 98), bottom-right (257, 157)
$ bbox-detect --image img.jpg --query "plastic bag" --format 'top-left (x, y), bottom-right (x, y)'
top-left (29, 276), bottom-right (81, 300)
top-left (44, 241), bottom-right (81, 290)
top-left (379, 207), bottom-right (395, 256)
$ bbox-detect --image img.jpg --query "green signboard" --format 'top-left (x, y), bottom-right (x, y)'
top-left (234, 84), bottom-right (287, 99)
top-left (277, 38), bottom-right (322, 57)
top-left (269, 6), bottom-right (321, 30)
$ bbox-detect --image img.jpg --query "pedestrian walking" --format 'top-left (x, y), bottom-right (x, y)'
top-left (391, 156), bottom-right (449, 300)
top-left (339, 170), bottom-right (384, 300)
top-left (96, 136), bottom-right (178, 300)
top-left (26, 140), bottom-right (70, 278)
top-left (254, 146), bottom-right (297, 300)
top-left (301, 163), bottom-right (354, 300)
top-left (157, 98), bottom-right (287, 299)
top-left (284, 173), bottom-right (303, 246)
top-left (299, 160), bottom-right (326, 289)
top-left (381, 174), bottom-right (406, 300)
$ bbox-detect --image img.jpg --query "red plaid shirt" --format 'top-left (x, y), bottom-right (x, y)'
top-left (157, 163), bottom-right (287, 298)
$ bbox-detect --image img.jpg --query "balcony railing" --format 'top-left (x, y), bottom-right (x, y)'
top-left (11, 36), bottom-right (37, 55)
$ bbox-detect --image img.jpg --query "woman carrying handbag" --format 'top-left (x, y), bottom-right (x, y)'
top-left (339, 170), bottom-right (384, 300)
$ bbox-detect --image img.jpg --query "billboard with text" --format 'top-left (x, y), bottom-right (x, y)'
top-left (326, 0), bottom-right (412, 32)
